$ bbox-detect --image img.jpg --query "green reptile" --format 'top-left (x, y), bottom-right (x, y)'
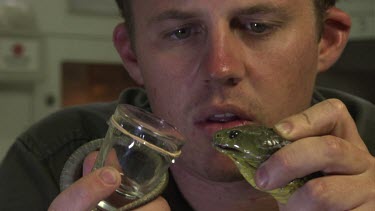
top-left (212, 125), bottom-right (312, 204)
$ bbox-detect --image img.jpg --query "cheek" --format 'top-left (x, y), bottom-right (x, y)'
top-left (252, 43), bottom-right (318, 92)
top-left (137, 64), bottom-right (187, 126)
top-left (249, 36), bottom-right (320, 123)
top-left (135, 43), bottom-right (199, 122)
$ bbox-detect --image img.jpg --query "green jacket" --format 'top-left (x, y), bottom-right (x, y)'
top-left (0, 87), bottom-right (374, 210)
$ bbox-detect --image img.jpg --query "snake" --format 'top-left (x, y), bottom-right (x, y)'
top-left (212, 125), bottom-right (317, 204)
top-left (60, 138), bottom-right (168, 211)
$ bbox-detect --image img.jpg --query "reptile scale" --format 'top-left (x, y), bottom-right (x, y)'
top-left (212, 125), bottom-right (317, 204)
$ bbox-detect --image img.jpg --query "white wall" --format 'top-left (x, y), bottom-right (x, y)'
top-left (338, 0), bottom-right (375, 40)
top-left (33, 0), bottom-right (120, 37)
top-left (0, 83), bottom-right (33, 160)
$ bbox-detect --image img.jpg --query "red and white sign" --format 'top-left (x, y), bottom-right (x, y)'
top-left (0, 37), bottom-right (40, 72)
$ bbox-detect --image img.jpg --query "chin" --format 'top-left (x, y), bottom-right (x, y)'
top-left (175, 141), bottom-right (245, 182)
top-left (202, 152), bottom-right (245, 182)
top-left (205, 168), bottom-right (244, 183)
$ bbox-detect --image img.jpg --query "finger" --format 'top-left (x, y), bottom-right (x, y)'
top-left (83, 151), bottom-right (98, 176)
top-left (83, 150), bottom-right (122, 176)
top-left (352, 201), bottom-right (375, 211)
top-left (285, 175), bottom-right (370, 211)
top-left (255, 135), bottom-right (371, 190)
top-left (133, 197), bottom-right (171, 211)
top-left (49, 167), bottom-right (121, 211)
top-left (274, 99), bottom-right (368, 151)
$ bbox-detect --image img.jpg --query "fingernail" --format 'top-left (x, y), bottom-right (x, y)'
top-left (275, 122), bottom-right (292, 136)
top-left (99, 167), bottom-right (118, 185)
top-left (256, 165), bottom-right (269, 189)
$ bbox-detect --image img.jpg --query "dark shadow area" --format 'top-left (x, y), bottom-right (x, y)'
top-left (316, 40), bottom-right (375, 104)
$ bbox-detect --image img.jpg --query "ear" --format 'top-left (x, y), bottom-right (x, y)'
top-left (113, 23), bottom-right (144, 85)
top-left (317, 7), bottom-right (351, 73)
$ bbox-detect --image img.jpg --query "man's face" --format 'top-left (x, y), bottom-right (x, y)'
top-left (129, 0), bottom-right (321, 181)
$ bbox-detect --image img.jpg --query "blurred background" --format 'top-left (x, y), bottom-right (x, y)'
top-left (0, 0), bottom-right (374, 161)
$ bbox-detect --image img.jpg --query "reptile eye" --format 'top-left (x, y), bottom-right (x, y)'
top-left (229, 130), bottom-right (240, 139)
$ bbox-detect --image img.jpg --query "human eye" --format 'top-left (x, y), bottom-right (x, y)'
top-left (232, 18), bottom-right (280, 36)
top-left (170, 27), bottom-right (192, 40)
top-left (244, 22), bottom-right (273, 34)
top-left (164, 24), bottom-right (203, 41)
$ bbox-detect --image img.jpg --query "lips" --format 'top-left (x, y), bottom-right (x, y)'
top-left (193, 105), bottom-right (255, 137)
top-left (207, 113), bottom-right (239, 122)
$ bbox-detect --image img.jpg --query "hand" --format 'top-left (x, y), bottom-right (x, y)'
top-left (255, 99), bottom-right (375, 210)
top-left (48, 166), bottom-right (121, 211)
top-left (49, 152), bottom-right (170, 211)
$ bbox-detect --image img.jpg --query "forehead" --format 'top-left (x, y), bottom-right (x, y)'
top-left (131, 0), bottom-right (315, 20)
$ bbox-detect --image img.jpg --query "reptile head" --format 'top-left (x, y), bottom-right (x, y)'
top-left (212, 125), bottom-right (290, 169)
top-left (213, 125), bottom-right (306, 204)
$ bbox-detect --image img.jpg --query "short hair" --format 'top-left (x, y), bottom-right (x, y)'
top-left (115, 0), bottom-right (134, 44)
top-left (115, 0), bottom-right (337, 42)
top-left (314, 0), bottom-right (337, 37)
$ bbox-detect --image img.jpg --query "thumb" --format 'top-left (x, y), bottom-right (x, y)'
top-left (49, 167), bottom-right (121, 211)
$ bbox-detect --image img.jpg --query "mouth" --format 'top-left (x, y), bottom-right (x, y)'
top-left (214, 143), bottom-right (242, 153)
top-left (194, 106), bottom-right (255, 136)
top-left (207, 113), bottom-right (241, 123)
top-left (214, 144), bottom-right (258, 170)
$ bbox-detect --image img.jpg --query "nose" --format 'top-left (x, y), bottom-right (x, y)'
top-left (201, 23), bottom-right (245, 86)
top-left (215, 133), bottom-right (223, 140)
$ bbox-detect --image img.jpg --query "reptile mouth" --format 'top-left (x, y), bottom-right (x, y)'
top-left (214, 144), bottom-right (241, 153)
top-left (214, 144), bottom-right (259, 170)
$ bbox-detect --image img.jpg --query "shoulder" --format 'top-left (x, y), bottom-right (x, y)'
top-left (18, 102), bottom-right (116, 160)
top-left (16, 87), bottom-right (150, 161)
top-left (0, 102), bottom-right (117, 208)
top-left (0, 88), bottom-right (150, 209)
top-left (314, 87), bottom-right (375, 121)
top-left (314, 87), bottom-right (375, 155)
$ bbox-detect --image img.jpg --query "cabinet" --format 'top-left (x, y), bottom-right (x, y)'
top-left (0, 30), bottom-right (42, 160)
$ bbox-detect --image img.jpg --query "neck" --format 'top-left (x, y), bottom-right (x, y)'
top-left (170, 164), bottom-right (279, 211)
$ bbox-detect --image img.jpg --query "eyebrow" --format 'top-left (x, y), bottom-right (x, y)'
top-left (148, 4), bottom-right (292, 25)
top-left (231, 4), bottom-right (292, 19)
top-left (148, 9), bottom-right (201, 25)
